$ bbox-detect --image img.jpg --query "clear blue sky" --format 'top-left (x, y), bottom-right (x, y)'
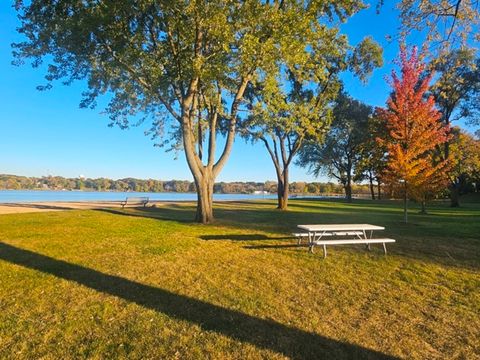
top-left (0, 2), bottom-right (474, 182)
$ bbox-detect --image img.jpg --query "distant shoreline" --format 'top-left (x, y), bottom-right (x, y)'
top-left (0, 190), bottom-right (278, 205)
top-left (0, 191), bottom-right (353, 215)
top-left (0, 189), bottom-right (353, 205)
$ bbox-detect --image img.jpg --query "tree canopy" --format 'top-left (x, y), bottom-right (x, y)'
top-left (428, 48), bottom-right (480, 205)
top-left (296, 92), bottom-right (373, 202)
top-left (377, 46), bottom-right (450, 220)
top-left (242, 31), bottom-right (382, 209)
top-left (448, 127), bottom-right (480, 196)
top-left (430, 49), bottom-right (480, 129)
top-left (390, 0), bottom-right (480, 53)
top-left (13, 0), bottom-right (373, 222)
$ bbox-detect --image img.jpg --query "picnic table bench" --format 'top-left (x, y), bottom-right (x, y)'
top-left (120, 197), bottom-right (149, 209)
top-left (295, 224), bottom-right (395, 258)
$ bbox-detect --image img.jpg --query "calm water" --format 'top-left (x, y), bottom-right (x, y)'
top-left (0, 190), bottom-right (278, 203)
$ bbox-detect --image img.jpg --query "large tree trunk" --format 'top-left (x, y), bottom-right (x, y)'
top-left (182, 116), bottom-right (216, 224)
top-left (449, 183), bottom-right (460, 207)
top-left (369, 174), bottom-right (375, 200)
top-left (345, 175), bottom-right (352, 203)
top-left (377, 180), bottom-right (381, 200)
top-left (194, 172), bottom-right (215, 224)
top-left (403, 181), bottom-right (408, 224)
top-left (261, 134), bottom-right (298, 211)
top-left (277, 170), bottom-right (289, 210)
top-left (419, 199), bottom-right (427, 214)
top-left (180, 75), bottom-right (249, 224)
top-left (444, 130), bottom-right (460, 207)
top-left (344, 184), bottom-right (352, 202)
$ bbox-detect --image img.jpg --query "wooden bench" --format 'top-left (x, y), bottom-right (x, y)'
top-left (120, 197), bottom-right (149, 209)
top-left (312, 238), bottom-right (396, 258)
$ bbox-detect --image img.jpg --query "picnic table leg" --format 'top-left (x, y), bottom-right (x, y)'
top-left (310, 231), bottom-right (326, 254)
top-left (323, 244), bottom-right (327, 259)
top-left (311, 232), bottom-right (317, 253)
top-left (382, 242), bottom-right (387, 255)
top-left (363, 230), bottom-right (371, 251)
top-left (308, 232), bottom-right (313, 253)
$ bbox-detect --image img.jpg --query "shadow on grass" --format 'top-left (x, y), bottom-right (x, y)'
top-left (0, 203), bottom-right (74, 211)
top-left (97, 208), bottom-right (193, 224)
top-left (0, 242), bottom-right (397, 359)
top-left (244, 244), bottom-right (306, 250)
top-left (96, 201), bottom-right (341, 231)
top-left (200, 234), bottom-right (290, 241)
top-left (96, 203), bottom-right (480, 270)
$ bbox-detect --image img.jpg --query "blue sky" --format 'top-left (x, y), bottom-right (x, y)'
top-left (0, 2), bottom-right (473, 182)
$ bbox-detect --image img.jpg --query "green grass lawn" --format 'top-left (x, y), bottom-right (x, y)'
top-left (0, 199), bottom-right (479, 359)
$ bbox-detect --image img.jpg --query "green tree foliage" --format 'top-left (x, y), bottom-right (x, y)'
top-left (448, 127), bottom-right (480, 198)
top-left (1, 174), bottom-right (372, 195)
top-left (431, 49), bottom-right (480, 131)
top-left (387, 0), bottom-right (480, 52)
top-left (14, 1), bottom-right (362, 223)
top-left (428, 49), bottom-right (480, 206)
top-left (306, 183), bottom-right (319, 194)
top-left (355, 114), bottom-right (388, 200)
top-left (242, 30), bottom-right (382, 210)
top-left (289, 182), bottom-right (306, 194)
top-left (296, 92), bottom-right (373, 202)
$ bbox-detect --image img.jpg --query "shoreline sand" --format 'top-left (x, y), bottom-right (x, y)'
top-left (0, 200), bottom-right (190, 215)
top-left (0, 201), bottom-right (125, 214)
top-left (0, 198), bottom-right (263, 214)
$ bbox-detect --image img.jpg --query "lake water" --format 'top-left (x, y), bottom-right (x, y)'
top-left (0, 190), bottom-right (278, 203)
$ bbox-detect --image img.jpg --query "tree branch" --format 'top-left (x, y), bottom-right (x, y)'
top-left (213, 75), bottom-right (251, 176)
top-left (207, 90), bottom-right (220, 168)
top-left (261, 136), bottom-right (283, 179)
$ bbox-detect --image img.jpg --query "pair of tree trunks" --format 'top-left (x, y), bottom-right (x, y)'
top-left (260, 135), bottom-right (297, 211)
top-left (182, 113), bottom-right (221, 225)
top-left (195, 174), bottom-right (215, 224)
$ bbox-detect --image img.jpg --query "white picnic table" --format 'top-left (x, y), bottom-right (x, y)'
top-left (296, 224), bottom-right (394, 258)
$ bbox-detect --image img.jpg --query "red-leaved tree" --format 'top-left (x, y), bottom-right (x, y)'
top-left (377, 46), bottom-right (450, 223)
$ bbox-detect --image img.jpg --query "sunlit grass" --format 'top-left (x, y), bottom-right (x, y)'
top-left (0, 199), bottom-right (479, 359)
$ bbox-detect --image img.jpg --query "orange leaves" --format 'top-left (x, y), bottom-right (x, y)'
top-left (377, 46), bottom-right (450, 202)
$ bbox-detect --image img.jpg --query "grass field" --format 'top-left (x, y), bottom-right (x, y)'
top-left (0, 199), bottom-right (479, 359)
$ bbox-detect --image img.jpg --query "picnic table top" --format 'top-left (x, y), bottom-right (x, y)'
top-left (297, 224), bottom-right (385, 232)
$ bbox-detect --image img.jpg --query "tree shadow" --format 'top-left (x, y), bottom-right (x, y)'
top-left (0, 242), bottom-right (397, 359)
top-left (97, 207), bottom-right (193, 224)
top-left (244, 244), bottom-right (306, 250)
top-left (96, 203), bottom-right (479, 270)
top-left (200, 234), bottom-right (291, 241)
top-left (0, 202), bottom-right (74, 211)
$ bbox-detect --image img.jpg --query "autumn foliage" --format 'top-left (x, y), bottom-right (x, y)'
top-left (377, 46), bottom-right (450, 216)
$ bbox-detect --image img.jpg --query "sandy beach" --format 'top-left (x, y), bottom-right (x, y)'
top-left (0, 201), bottom-right (132, 214)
